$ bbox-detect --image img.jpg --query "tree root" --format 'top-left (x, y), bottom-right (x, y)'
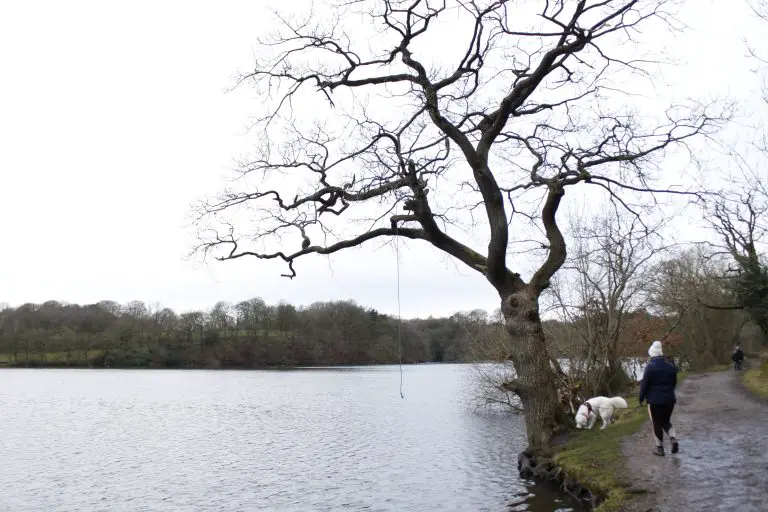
top-left (517, 449), bottom-right (598, 509)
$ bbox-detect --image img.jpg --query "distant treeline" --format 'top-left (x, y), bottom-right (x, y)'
top-left (1, 296), bottom-right (750, 369)
top-left (0, 299), bottom-right (491, 368)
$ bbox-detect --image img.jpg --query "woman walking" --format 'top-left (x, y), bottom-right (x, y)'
top-left (639, 340), bottom-right (679, 456)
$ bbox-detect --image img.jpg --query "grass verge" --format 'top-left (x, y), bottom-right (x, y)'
top-left (553, 395), bottom-right (647, 511)
top-left (743, 359), bottom-right (768, 399)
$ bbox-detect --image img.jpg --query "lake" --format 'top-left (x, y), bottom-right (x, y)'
top-left (0, 364), bottom-right (583, 511)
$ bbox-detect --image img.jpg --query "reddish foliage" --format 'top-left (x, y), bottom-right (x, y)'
top-left (620, 311), bottom-right (683, 356)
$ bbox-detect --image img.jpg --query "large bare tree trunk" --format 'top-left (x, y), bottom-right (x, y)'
top-left (503, 288), bottom-right (562, 450)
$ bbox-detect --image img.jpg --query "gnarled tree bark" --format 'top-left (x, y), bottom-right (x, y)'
top-left (502, 286), bottom-right (562, 449)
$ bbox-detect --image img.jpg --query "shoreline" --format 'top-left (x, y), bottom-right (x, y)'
top-left (548, 393), bottom-right (649, 511)
top-left (0, 360), bottom-right (461, 370)
top-left (0, 355), bottom-right (651, 370)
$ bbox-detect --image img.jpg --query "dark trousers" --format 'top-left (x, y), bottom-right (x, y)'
top-left (734, 360), bottom-right (743, 371)
top-left (649, 403), bottom-right (676, 446)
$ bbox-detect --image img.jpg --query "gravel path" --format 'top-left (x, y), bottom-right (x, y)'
top-left (622, 364), bottom-right (768, 511)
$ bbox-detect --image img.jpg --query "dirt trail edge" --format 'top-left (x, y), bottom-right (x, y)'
top-left (621, 366), bottom-right (768, 511)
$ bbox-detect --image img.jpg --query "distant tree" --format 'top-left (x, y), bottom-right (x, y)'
top-left (547, 208), bottom-right (671, 397)
top-left (180, 311), bottom-right (205, 346)
top-left (97, 300), bottom-right (122, 317)
top-left (703, 186), bottom-right (768, 342)
top-left (693, 0), bottom-right (768, 344)
top-left (648, 249), bottom-right (748, 367)
top-left (275, 301), bottom-right (298, 337)
top-left (123, 300), bottom-right (149, 342)
top-left (208, 301), bottom-right (235, 338)
top-left (157, 308), bottom-right (179, 339)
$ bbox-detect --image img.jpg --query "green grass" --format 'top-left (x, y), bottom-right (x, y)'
top-left (743, 360), bottom-right (768, 399)
top-left (554, 395), bottom-right (648, 511)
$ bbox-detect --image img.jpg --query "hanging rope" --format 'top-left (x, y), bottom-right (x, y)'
top-left (395, 228), bottom-right (404, 399)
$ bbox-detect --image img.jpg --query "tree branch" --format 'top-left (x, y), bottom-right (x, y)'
top-left (530, 186), bottom-right (567, 294)
top-left (195, 0), bottom-right (727, 307)
top-left (199, 226), bottom-right (426, 278)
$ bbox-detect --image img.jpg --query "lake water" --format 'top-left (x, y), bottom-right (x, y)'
top-left (0, 364), bottom-right (583, 511)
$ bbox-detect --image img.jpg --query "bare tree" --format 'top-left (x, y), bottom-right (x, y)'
top-left (701, 183), bottom-right (768, 340)
top-left (748, 0), bottom-right (768, 103)
top-left (648, 249), bottom-right (751, 366)
top-left (467, 313), bottom-right (524, 412)
top-left (96, 300), bottom-right (122, 317)
top-left (194, 0), bottom-right (724, 449)
top-left (157, 308), bottom-right (179, 338)
top-left (546, 206), bottom-right (670, 398)
top-left (208, 301), bottom-right (235, 338)
top-left (696, 2), bottom-right (768, 341)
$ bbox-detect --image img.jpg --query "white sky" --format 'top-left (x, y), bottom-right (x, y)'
top-left (0, 0), bottom-right (765, 318)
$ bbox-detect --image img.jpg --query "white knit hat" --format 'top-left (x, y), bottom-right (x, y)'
top-left (648, 340), bottom-right (663, 357)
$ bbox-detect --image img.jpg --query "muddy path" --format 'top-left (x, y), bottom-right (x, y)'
top-left (621, 364), bottom-right (768, 511)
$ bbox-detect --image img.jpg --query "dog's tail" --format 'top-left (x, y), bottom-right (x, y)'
top-left (609, 396), bottom-right (628, 409)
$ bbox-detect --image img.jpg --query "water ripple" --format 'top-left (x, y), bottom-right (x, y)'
top-left (0, 366), bottom-right (582, 511)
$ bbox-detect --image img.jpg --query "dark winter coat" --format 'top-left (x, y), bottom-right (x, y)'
top-left (732, 349), bottom-right (744, 363)
top-left (639, 356), bottom-right (677, 405)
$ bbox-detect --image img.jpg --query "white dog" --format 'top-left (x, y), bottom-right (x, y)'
top-left (574, 396), bottom-right (628, 429)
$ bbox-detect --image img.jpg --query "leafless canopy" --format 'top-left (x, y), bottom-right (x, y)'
top-left (550, 209), bottom-right (670, 320)
top-left (708, 185), bottom-right (768, 268)
top-left (194, 0), bottom-right (724, 298)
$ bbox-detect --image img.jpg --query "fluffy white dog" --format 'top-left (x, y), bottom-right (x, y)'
top-left (574, 396), bottom-right (628, 429)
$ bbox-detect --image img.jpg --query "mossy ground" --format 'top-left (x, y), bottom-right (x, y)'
top-left (554, 395), bottom-right (648, 511)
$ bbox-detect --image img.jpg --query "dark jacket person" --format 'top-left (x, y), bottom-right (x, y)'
top-left (639, 340), bottom-right (679, 456)
top-left (732, 346), bottom-right (745, 370)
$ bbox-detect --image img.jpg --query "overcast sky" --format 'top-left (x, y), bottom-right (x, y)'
top-left (1, 0), bottom-right (765, 318)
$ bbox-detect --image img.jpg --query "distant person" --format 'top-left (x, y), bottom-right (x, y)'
top-left (639, 340), bottom-right (679, 456)
top-left (732, 346), bottom-right (745, 371)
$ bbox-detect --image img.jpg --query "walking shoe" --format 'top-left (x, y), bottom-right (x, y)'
top-left (670, 438), bottom-right (679, 454)
top-left (653, 446), bottom-right (665, 456)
